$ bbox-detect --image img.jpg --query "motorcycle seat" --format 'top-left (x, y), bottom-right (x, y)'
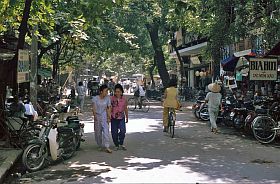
top-left (234, 107), bottom-right (247, 111)
top-left (197, 100), bottom-right (205, 103)
top-left (57, 126), bottom-right (74, 133)
top-left (255, 109), bottom-right (268, 114)
top-left (66, 116), bottom-right (79, 121)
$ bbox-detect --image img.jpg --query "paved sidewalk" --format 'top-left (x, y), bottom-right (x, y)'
top-left (0, 148), bottom-right (22, 183)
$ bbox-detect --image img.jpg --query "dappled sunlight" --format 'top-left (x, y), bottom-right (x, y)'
top-left (126, 118), bottom-right (162, 133)
top-left (124, 156), bottom-right (162, 164)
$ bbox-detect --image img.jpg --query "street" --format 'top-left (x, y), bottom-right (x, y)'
top-left (15, 97), bottom-right (280, 184)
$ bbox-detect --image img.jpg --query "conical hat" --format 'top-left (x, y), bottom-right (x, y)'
top-left (208, 83), bottom-right (221, 93)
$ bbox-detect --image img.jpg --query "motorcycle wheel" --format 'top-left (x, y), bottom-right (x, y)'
top-left (233, 115), bottom-right (243, 130)
top-left (62, 136), bottom-right (77, 160)
top-left (22, 143), bottom-right (47, 172)
top-left (252, 116), bottom-right (277, 144)
top-left (199, 107), bottom-right (209, 121)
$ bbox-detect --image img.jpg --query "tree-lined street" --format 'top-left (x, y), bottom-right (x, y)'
top-left (12, 97), bottom-right (280, 183)
top-left (1, 1), bottom-right (280, 183)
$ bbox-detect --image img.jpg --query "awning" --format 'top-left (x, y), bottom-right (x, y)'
top-left (265, 41), bottom-right (280, 56)
top-left (221, 55), bottom-right (239, 72)
top-left (234, 49), bottom-right (256, 57)
top-left (185, 63), bottom-right (210, 71)
top-left (170, 42), bottom-right (208, 58)
top-left (221, 50), bottom-right (256, 72)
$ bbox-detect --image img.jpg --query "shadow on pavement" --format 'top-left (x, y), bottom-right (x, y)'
top-left (21, 96), bottom-right (280, 183)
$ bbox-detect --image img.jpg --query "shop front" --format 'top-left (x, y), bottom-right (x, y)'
top-left (221, 53), bottom-right (279, 99)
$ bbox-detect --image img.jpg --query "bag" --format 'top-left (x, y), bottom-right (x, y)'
top-left (134, 89), bottom-right (140, 97)
top-left (33, 111), bottom-right (38, 121)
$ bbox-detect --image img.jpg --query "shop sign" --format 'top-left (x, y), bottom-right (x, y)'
top-left (249, 58), bottom-right (277, 80)
top-left (18, 49), bottom-right (30, 83)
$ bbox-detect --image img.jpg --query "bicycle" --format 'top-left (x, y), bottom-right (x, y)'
top-left (167, 107), bottom-right (176, 138)
top-left (0, 109), bottom-right (42, 148)
top-left (251, 101), bottom-right (280, 144)
top-left (127, 96), bottom-right (150, 112)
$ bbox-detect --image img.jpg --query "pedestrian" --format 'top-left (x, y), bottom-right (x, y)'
top-left (23, 98), bottom-right (38, 122)
top-left (204, 82), bottom-right (222, 134)
top-left (77, 81), bottom-right (87, 113)
top-left (133, 81), bottom-right (145, 109)
top-left (92, 84), bottom-right (112, 153)
top-left (110, 84), bottom-right (128, 151)
top-left (162, 79), bottom-right (180, 132)
top-left (108, 78), bottom-right (115, 96)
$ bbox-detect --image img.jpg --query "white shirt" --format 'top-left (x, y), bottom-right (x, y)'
top-left (205, 92), bottom-right (222, 111)
top-left (24, 103), bottom-right (37, 116)
top-left (135, 85), bottom-right (145, 97)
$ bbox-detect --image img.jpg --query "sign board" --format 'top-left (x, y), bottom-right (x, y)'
top-left (18, 49), bottom-right (30, 83)
top-left (249, 58), bottom-right (277, 80)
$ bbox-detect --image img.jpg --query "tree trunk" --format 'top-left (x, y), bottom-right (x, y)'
top-left (1, 0), bottom-right (33, 140)
top-left (149, 57), bottom-right (156, 89)
top-left (11, 0), bottom-right (33, 91)
top-left (146, 23), bottom-right (170, 88)
top-left (52, 43), bottom-right (61, 80)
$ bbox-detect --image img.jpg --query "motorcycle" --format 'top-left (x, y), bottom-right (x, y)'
top-left (192, 96), bottom-right (206, 119)
top-left (22, 107), bottom-right (83, 172)
top-left (231, 100), bottom-right (254, 130)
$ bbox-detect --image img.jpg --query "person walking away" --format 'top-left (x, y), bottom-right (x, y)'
top-left (23, 98), bottom-right (38, 122)
top-left (134, 81), bottom-right (145, 109)
top-left (111, 84), bottom-right (128, 150)
top-left (162, 79), bottom-right (180, 132)
top-left (204, 82), bottom-right (222, 134)
top-left (77, 81), bottom-right (87, 113)
top-left (108, 78), bottom-right (115, 96)
top-left (92, 84), bottom-right (112, 153)
top-left (91, 78), bottom-right (100, 97)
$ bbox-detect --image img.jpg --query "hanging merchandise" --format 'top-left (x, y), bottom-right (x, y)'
top-left (236, 71), bottom-right (242, 81)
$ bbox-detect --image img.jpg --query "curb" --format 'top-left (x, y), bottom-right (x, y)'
top-left (0, 148), bottom-right (22, 183)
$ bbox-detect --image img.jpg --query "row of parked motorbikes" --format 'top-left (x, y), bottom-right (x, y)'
top-left (5, 97), bottom-right (84, 172)
top-left (192, 90), bottom-right (280, 144)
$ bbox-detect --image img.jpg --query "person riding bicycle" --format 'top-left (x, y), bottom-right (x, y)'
top-left (162, 79), bottom-right (180, 132)
top-left (133, 81), bottom-right (145, 109)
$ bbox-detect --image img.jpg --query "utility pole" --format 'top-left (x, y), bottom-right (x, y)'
top-left (30, 25), bottom-right (38, 105)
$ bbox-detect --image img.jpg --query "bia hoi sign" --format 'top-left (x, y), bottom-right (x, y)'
top-left (249, 58), bottom-right (277, 81)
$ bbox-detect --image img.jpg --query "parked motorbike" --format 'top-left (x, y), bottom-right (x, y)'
top-left (231, 100), bottom-right (254, 130)
top-left (22, 106), bottom-right (83, 172)
top-left (192, 96), bottom-right (206, 119)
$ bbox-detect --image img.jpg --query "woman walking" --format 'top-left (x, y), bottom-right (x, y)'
top-left (111, 84), bottom-right (128, 150)
top-left (92, 84), bottom-right (112, 153)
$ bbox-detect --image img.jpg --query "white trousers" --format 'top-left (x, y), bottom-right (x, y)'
top-left (208, 108), bottom-right (219, 129)
top-left (94, 113), bottom-right (110, 148)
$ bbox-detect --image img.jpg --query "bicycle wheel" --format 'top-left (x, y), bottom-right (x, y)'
top-left (168, 113), bottom-right (175, 138)
top-left (252, 116), bottom-right (277, 144)
top-left (127, 98), bottom-right (136, 111)
top-left (141, 99), bottom-right (150, 112)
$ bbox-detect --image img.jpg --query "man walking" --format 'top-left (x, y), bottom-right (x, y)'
top-left (77, 81), bottom-right (87, 113)
top-left (204, 82), bottom-right (222, 134)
